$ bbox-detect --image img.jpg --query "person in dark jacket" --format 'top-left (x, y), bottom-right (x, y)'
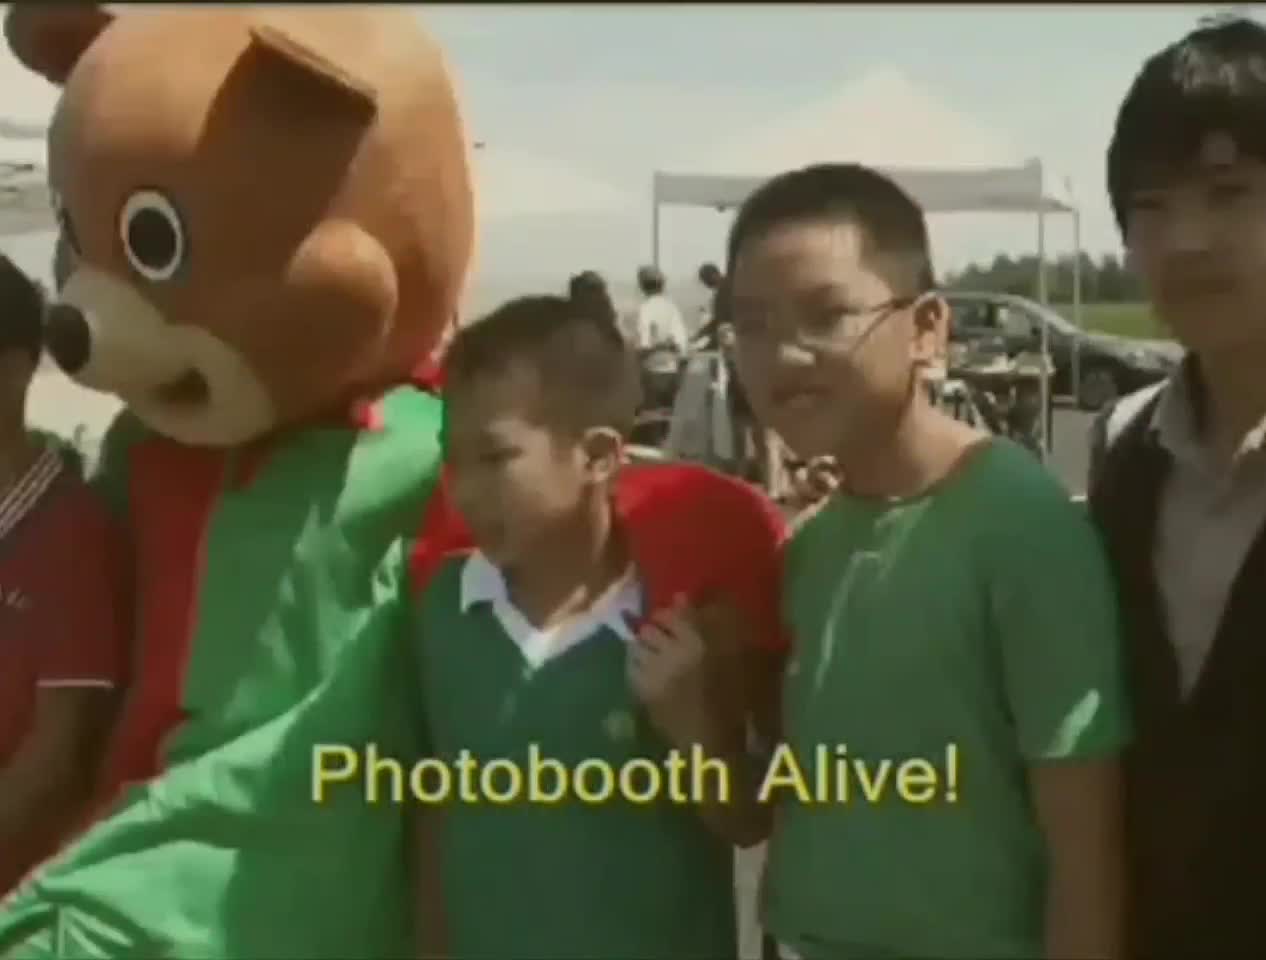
top-left (1088, 16), bottom-right (1266, 957)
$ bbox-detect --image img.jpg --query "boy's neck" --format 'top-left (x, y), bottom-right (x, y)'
top-left (833, 394), bottom-right (985, 502)
top-left (0, 420), bottom-right (35, 490)
top-left (504, 496), bottom-right (630, 630)
top-left (1195, 349), bottom-right (1266, 460)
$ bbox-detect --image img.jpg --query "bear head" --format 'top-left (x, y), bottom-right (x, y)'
top-left (7, 5), bottom-right (474, 446)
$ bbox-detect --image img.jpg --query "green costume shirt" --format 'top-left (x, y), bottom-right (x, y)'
top-left (0, 386), bottom-right (446, 959)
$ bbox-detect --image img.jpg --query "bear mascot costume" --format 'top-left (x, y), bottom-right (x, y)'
top-left (0, 5), bottom-right (474, 957)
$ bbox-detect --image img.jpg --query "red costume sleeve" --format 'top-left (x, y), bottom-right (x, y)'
top-left (410, 466), bottom-right (473, 594)
top-left (618, 463), bottom-right (790, 652)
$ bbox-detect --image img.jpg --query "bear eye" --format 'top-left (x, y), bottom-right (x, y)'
top-left (119, 189), bottom-right (186, 283)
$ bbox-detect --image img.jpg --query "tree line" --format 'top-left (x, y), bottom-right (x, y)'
top-left (943, 253), bottom-right (1144, 303)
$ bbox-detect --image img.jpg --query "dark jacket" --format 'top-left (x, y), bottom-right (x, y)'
top-left (1088, 388), bottom-right (1266, 957)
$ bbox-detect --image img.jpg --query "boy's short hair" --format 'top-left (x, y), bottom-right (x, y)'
top-left (1108, 16), bottom-right (1266, 233)
top-left (725, 163), bottom-right (935, 297)
top-left (0, 254), bottom-right (45, 362)
top-left (445, 293), bottom-right (639, 436)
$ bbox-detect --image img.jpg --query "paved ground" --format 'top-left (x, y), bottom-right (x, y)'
top-left (26, 371), bottom-right (1097, 959)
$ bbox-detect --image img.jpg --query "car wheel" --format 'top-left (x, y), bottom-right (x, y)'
top-left (1077, 367), bottom-right (1119, 411)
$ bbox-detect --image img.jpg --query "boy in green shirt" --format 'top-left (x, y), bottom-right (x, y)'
top-left (724, 164), bottom-right (1131, 959)
top-left (412, 291), bottom-right (788, 958)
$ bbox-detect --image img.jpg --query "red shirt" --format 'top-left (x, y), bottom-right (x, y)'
top-left (0, 445), bottom-right (128, 893)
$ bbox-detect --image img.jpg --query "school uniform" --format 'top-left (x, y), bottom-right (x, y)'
top-left (414, 462), bottom-right (788, 959)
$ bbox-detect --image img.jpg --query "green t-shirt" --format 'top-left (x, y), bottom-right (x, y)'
top-left (762, 440), bottom-right (1130, 960)
top-left (416, 556), bottom-right (737, 960)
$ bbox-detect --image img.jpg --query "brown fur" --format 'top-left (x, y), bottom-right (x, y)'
top-left (8, 5), bottom-right (474, 436)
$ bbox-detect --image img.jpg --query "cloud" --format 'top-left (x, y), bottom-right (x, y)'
top-left (474, 144), bottom-right (637, 219)
top-left (678, 67), bottom-right (1021, 173)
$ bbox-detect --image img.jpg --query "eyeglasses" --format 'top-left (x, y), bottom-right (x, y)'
top-left (730, 295), bottom-right (919, 353)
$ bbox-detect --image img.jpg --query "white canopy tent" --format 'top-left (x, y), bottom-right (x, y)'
top-left (651, 158), bottom-right (1082, 313)
top-left (650, 69), bottom-right (1086, 453)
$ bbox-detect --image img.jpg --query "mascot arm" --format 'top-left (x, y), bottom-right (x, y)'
top-left (408, 467), bottom-right (473, 596)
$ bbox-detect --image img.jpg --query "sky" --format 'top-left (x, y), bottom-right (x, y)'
top-left (0, 3), bottom-right (1252, 309)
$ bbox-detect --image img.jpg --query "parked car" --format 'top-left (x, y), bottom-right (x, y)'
top-left (944, 291), bottom-right (1181, 411)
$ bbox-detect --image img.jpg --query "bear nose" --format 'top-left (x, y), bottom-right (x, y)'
top-left (44, 303), bottom-right (91, 374)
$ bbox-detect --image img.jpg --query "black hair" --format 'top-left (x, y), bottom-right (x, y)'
top-left (636, 265), bottom-right (665, 296)
top-left (725, 162), bottom-right (935, 297)
top-left (445, 291), bottom-right (639, 435)
top-left (698, 262), bottom-right (722, 290)
top-left (1108, 16), bottom-right (1266, 233)
top-left (567, 270), bottom-right (618, 327)
top-left (0, 253), bottom-right (45, 362)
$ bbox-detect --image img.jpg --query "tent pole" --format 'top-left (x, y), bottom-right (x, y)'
top-left (1071, 208), bottom-right (1082, 404)
top-left (1036, 207), bottom-right (1051, 458)
top-left (651, 193), bottom-right (661, 269)
top-left (1036, 209), bottom-right (1047, 303)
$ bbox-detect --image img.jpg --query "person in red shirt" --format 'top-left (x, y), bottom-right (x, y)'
top-left (0, 254), bottom-right (127, 896)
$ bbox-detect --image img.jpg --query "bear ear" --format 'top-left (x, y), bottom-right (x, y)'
top-left (4, 5), bottom-right (115, 86)
top-left (247, 24), bottom-right (377, 119)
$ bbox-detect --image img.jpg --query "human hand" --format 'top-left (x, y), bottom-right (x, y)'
top-left (783, 455), bottom-right (840, 512)
top-left (627, 595), bottom-right (723, 751)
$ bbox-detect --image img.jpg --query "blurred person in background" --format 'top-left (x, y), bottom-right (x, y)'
top-left (631, 264), bottom-right (688, 355)
top-left (567, 269), bottom-right (618, 328)
top-left (0, 254), bottom-right (127, 896)
top-left (697, 261), bottom-right (724, 327)
top-left (694, 266), bottom-right (785, 495)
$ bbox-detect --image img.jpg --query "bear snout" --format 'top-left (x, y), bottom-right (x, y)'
top-left (44, 302), bottom-right (91, 374)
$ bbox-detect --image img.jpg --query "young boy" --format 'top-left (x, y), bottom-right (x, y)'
top-left (412, 292), bottom-right (787, 958)
top-left (0, 254), bottom-right (127, 895)
top-left (724, 164), bottom-right (1130, 959)
top-left (1089, 17), bottom-right (1266, 956)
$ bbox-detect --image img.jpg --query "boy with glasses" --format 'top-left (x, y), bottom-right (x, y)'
top-left (726, 163), bottom-right (1130, 958)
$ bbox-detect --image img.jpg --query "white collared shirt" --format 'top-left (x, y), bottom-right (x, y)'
top-left (459, 551), bottom-right (644, 669)
top-left (1151, 370), bottom-right (1266, 696)
top-left (631, 294), bottom-right (689, 353)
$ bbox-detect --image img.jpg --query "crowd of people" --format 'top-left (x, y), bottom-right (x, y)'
top-left (2, 13), bottom-right (1266, 959)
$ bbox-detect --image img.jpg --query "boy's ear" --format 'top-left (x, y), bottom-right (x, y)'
top-left (909, 293), bottom-right (949, 368)
top-left (579, 427), bottom-right (624, 484)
